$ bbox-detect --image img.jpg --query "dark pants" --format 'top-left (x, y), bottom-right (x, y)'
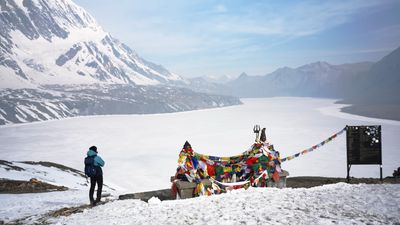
top-left (89, 175), bottom-right (103, 203)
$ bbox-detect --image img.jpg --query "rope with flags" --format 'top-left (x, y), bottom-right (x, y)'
top-left (172, 126), bottom-right (347, 197)
top-left (173, 141), bottom-right (282, 197)
top-left (280, 127), bottom-right (346, 162)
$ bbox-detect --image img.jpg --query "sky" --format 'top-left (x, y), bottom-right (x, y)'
top-left (74, 0), bottom-right (400, 78)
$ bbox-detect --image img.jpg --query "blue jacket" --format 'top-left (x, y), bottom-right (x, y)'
top-left (87, 150), bottom-right (105, 167)
top-left (87, 149), bottom-right (105, 176)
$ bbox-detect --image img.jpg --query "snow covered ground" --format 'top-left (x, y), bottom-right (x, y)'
top-left (0, 162), bottom-right (87, 189)
top-left (0, 161), bottom-right (115, 223)
top-left (0, 190), bottom-right (88, 223)
top-left (51, 183), bottom-right (400, 225)
top-left (1, 97), bottom-right (400, 224)
top-left (0, 97), bottom-right (399, 192)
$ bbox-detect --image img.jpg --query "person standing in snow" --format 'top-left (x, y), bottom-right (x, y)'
top-left (85, 146), bottom-right (105, 206)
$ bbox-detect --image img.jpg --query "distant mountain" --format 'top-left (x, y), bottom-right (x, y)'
top-left (339, 46), bottom-right (400, 120)
top-left (156, 45), bottom-right (399, 120)
top-left (225, 61), bottom-right (373, 98)
top-left (186, 77), bottom-right (226, 94)
top-left (202, 74), bottom-right (235, 84)
top-left (222, 47), bottom-right (400, 120)
top-left (0, 0), bottom-right (241, 125)
top-left (350, 46), bottom-right (400, 104)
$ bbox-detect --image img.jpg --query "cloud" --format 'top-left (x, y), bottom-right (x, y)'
top-left (212, 0), bottom-right (386, 37)
top-left (82, 0), bottom-right (398, 77)
top-left (214, 4), bottom-right (227, 13)
top-left (107, 0), bottom-right (390, 56)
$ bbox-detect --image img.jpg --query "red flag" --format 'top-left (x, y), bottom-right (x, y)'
top-left (272, 171), bottom-right (280, 182)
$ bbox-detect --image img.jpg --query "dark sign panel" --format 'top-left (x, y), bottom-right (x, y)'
top-left (346, 126), bottom-right (382, 165)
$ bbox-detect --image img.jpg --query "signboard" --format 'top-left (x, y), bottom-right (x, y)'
top-left (346, 126), bottom-right (382, 164)
top-left (346, 125), bottom-right (382, 181)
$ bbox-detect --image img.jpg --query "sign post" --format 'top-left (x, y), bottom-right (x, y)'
top-left (346, 125), bottom-right (382, 182)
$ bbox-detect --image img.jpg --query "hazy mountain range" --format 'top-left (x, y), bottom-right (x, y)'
top-left (0, 0), bottom-right (240, 125)
top-left (191, 46), bottom-right (400, 120)
top-left (225, 61), bottom-right (374, 98)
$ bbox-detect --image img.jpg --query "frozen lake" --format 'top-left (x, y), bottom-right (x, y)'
top-left (0, 97), bottom-right (399, 192)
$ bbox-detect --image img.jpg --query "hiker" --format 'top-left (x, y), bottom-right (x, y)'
top-left (84, 145), bottom-right (105, 206)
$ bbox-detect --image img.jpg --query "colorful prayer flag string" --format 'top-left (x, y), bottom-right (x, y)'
top-left (174, 142), bottom-right (282, 196)
top-left (280, 127), bottom-right (346, 162)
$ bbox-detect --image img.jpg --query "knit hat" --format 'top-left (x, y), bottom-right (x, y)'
top-left (89, 146), bottom-right (97, 153)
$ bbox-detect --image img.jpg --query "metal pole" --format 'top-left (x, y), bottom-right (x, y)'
top-left (347, 164), bottom-right (351, 183)
top-left (346, 126), bottom-right (350, 183)
top-left (379, 126), bottom-right (383, 182)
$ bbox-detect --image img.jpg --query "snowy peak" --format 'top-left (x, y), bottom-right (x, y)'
top-left (32, 0), bottom-right (99, 30)
top-left (239, 72), bottom-right (248, 78)
top-left (1, 0), bottom-right (98, 41)
top-left (296, 61), bottom-right (341, 79)
top-left (233, 72), bottom-right (250, 82)
top-left (0, 0), bottom-right (184, 88)
top-left (273, 66), bottom-right (292, 73)
top-left (298, 61), bottom-right (331, 70)
top-left (0, 0), bottom-right (242, 125)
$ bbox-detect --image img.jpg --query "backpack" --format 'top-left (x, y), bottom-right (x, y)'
top-left (84, 156), bottom-right (97, 177)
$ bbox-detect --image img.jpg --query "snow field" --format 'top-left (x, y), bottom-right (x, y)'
top-left (51, 183), bottom-right (400, 225)
top-left (0, 190), bottom-right (88, 223)
top-left (1, 98), bottom-right (399, 192)
top-left (1, 97), bottom-right (400, 224)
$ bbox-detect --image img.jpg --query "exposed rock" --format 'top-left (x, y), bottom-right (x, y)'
top-left (0, 178), bottom-right (68, 193)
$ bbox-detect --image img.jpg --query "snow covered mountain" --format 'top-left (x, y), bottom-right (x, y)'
top-left (0, 0), bottom-right (184, 88)
top-left (0, 0), bottom-right (241, 125)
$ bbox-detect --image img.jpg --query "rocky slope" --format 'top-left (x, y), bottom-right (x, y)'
top-left (0, 84), bottom-right (240, 125)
